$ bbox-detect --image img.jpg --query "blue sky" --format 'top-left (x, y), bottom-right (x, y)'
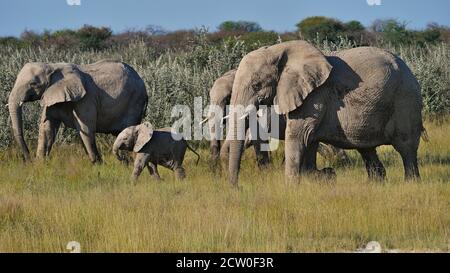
top-left (0, 0), bottom-right (449, 37)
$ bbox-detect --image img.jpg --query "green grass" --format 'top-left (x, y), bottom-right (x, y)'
top-left (0, 119), bottom-right (448, 253)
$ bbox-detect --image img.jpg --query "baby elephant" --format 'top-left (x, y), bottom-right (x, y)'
top-left (113, 122), bottom-right (200, 181)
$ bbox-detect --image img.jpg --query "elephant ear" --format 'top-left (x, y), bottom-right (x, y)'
top-left (41, 65), bottom-right (87, 107)
top-left (134, 122), bottom-right (154, 152)
top-left (275, 41), bottom-right (332, 114)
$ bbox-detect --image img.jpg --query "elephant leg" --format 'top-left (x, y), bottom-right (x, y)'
top-left (284, 118), bottom-right (305, 179)
top-left (302, 142), bottom-right (336, 180)
top-left (74, 111), bottom-right (101, 164)
top-left (252, 140), bottom-right (270, 169)
top-left (37, 118), bottom-right (61, 159)
top-left (209, 139), bottom-right (221, 174)
top-left (301, 141), bottom-right (319, 172)
top-left (285, 114), bottom-right (322, 179)
top-left (174, 166), bottom-right (186, 181)
top-left (147, 162), bottom-right (162, 181)
top-left (219, 140), bottom-right (231, 172)
top-left (358, 148), bottom-right (386, 180)
top-left (392, 140), bottom-right (420, 181)
top-left (132, 153), bottom-right (150, 182)
top-left (210, 139), bottom-right (221, 162)
top-left (284, 138), bottom-right (304, 178)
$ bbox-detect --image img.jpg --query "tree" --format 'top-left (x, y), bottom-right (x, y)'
top-left (370, 19), bottom-right (414, 45)
top-left (425, 23), bottom-right (448, 43)
top-left (76, 25), bottom-right (112, 50)
top-left (296, 16), bottom-right (345, 43)
top-left (218, 21), bottom-right (262, 33)
top-left (344, 20), bottom-right (365, 32)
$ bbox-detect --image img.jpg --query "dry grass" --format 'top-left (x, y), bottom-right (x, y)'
top-left (0, 118), bottom-right (449, 253)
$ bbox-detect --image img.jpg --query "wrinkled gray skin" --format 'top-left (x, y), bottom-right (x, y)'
top-left (228, 41), bottom-right (423, 185)
top-left (207, 69), bottom-right (236, 162)
top-left (113, 122), bottom-right (200, 181)
top-left (207, 69), bottom-right (271, 169)
top-left (207, 69), bottom-right (350, 171)
top-left (8, 60), bottom-right (148, 163)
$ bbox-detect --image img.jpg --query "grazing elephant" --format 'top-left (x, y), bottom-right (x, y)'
top-left (227, 41), bottom-right (424, 185)
top-left (203, 69), bottom-right (350, 171)
top-left (8, 60), bottom-right (148, 163)
top-left (113, 122), bottom-right (200, 181)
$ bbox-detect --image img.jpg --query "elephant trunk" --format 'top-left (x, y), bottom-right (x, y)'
top-left (210, 139), bottom-right (220, 161)
top-left (228, 113), bottom-right (245, 185)
top-left (8, 93), bottom-right (30, 161)
top-left (209, 116), bottom-right (220, 161)
top-left (207, 105), bottom-right (222, 162)
top-left (112, 138), bottom-right (122, 161)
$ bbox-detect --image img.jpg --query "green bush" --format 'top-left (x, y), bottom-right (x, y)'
top-left (218, 21), bottom-right (262, 33)
top-left (297, 16), bottom-right (345, 43)
top-left (239, 31), bottom-right (280, 49)
top-left (0, 33), bottom-right (248, 149)
top-left (76, 25), bottom-right (112, 50)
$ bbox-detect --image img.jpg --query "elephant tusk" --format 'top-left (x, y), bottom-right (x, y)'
top-left (18, 101), bottom-right (23, 107)
top-left (222, 115), bottom-right (230, 121)
top-left (257, 109), bottom-right (265, 117)
top-left (199, 117), bottom-right (210, 125)
top-left (5, 103), bottom-right (8, 107)
top-left (239, 112), bottom-right (250, 120)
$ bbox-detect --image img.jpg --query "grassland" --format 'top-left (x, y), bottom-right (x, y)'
top-left (0, 118), bottom-right (448, 253)
top-left (0, 35), bottom-right (449, 252)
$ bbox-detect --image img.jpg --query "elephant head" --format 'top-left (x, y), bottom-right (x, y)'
top-left (8, 62), bottom-right (87, 161)
top-left (203, 69), bottom-right (236, 160)
top-left (113, 122), bottom-right (154, 160)
top-left (228, 41), bottom-right (332, 184)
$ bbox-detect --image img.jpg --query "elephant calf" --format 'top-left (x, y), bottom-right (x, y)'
top-left (113, 122), bottom-right (200, 182)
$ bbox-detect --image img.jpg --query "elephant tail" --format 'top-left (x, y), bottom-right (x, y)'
top-left (186, 142), bottom-right (201, 165)
top-left (141, 98), bottom-right (148, 122)
top-left (421, 126), bottom-right (429, 142)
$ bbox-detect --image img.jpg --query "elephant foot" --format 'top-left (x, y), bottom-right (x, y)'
top-left (367, 167), bottom-right (386, 182)
top-left (257, 160), bottom-right (271, 170)
top-left (284, 174), bottom-right (301, 184)
top-left (35, 155), bottom-right (46, 162)
top-left (118, 156), bottom-right (131, 166)
top-left (91, 157), bottom-right (103, 165)
top-left (130, 176), bottom-right (139, 185)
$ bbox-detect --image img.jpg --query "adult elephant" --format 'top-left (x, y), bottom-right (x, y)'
top-left (227, 41), bottom-right (423, 185)
top-left (8, 60), bottom-right (148, 163)
top-left (204, 69), bottom-right (350, 171)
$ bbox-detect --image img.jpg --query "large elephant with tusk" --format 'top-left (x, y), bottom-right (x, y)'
top-left (227, 41), bottom-right (424, 185)
top-left (8, 60), bottom-right (148, 163)
top-left (202, 68), bottom-right (351, 172)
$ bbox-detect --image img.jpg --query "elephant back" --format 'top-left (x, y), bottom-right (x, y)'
top-left (326, 47), bottom-right (402, 104)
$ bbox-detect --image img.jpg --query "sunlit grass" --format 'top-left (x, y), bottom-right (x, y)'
top-left (0, 119), bottom-right (448, 252)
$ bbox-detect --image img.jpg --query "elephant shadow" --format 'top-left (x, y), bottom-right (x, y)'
top-left (320, 56), bottom-right (363, 148)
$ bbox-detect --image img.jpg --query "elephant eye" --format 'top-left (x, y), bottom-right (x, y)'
top-left (30, 81), bottom-right (43, 89)
top-left (252, 82), bottom-right (262, 91)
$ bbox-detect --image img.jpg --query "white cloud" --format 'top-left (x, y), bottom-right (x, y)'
top-left (67, 0), bottom-right (81, 6)
top-left (367, 0), bottom-right (382, 6)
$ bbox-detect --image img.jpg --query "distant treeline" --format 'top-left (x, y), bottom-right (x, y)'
top-left (1, 17), bottom-right (449, 53)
